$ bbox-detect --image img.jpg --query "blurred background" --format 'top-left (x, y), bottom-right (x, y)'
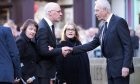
top-left (0, 0), bottom-right (140, 29)
top-left (1, 1), bottom-right (140, 84)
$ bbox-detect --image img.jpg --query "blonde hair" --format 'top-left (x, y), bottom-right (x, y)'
top-left (61, 22), bottom-right (79, 41)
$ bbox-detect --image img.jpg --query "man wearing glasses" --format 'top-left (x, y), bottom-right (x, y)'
top-left (36, 2), bottom-right (68, 84)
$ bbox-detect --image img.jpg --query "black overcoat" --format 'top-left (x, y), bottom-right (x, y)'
top-left (57, 39), bottom-right (92, 84)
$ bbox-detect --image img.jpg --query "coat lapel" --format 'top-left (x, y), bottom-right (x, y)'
top-left (42, 19), bottom-right (56, 45)
top-left (104, 15), bottom-right (116, 46)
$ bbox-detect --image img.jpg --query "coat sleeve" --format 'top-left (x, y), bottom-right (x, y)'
top-left (73, 33), bottom-right (100, 54)
top-left (36, 27), bottom-right (62, 58)
top-left (117, 18), bottom-right (133, 68)
top-left (16, 38), bottom-right (27, 62)
top-left (4, 28), bottom-right (21, 78)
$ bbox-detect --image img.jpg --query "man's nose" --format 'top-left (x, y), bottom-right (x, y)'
top-left (60, 12), bottom-right (63, 16)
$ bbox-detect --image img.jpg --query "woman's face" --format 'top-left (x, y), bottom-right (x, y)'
top-left (65, 25), bottom-right (76, 39)
top-left (25, 24), bottom-right (37, 39)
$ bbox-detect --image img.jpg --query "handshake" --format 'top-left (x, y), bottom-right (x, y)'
top-left (62, 46), bottom-right (73, 57)
top-left (48, 46), bottom-right (73, 57)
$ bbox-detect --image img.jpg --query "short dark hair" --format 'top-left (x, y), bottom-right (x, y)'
top-left (21, 19), bottom-right (38, 33)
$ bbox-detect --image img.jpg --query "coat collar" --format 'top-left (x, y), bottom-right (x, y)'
top-left (41, 18), bottom-right (56, 45)
top-left (103, 14), bottom-right (116, 45)
top-left (21, 32), bottom-right (31, 42)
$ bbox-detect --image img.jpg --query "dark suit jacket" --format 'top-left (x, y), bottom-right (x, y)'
top-left (36, 18), bottom-right (61, 78)
top-left (16, 33), bottom-right (38, 81)
top-left (0, 26), bottom-right (21, 83)
top-left (73, 15), bottom-right (134, 78)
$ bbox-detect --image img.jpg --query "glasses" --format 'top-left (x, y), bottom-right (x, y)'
top-left (66, 28), bottom-right (75, 31)
top-left (50, 10), bottom-right (61, 13)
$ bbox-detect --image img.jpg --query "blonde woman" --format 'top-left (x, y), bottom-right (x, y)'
top-left (57, 22), bottom-right (91, 84)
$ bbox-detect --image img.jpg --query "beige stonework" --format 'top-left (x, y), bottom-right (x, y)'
top-left (90, 58), bottom-right (108, 84)
top-left (90, 57), bottom-right (140, 84)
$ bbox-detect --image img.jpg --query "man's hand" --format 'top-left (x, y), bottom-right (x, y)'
top-left (14, 78), bottom-right (20, 83)
top-left (62, 46), bottom-right (73, 57)
top-left (122, 67), bottom-right (129, 77)
top-left (27, 78), bottom-right (33, 83)
top-left (48, 46), bottom-right (54, 51)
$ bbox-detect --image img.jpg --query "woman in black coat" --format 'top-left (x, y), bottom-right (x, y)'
top-left (57, 22), bottom-right (92, 84)
top-left (16, 19), bottom-right (39, 84)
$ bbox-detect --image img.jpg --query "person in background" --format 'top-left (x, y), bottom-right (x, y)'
top-left (85, 27), bottom-right (102, 58)
top-left (57, 22), bottom-right (92, 84)
top-left (65, 0), bottom-right (134, 84)
top-left (129, 29), bottom-right (139, 57)
top-left (135, 24), bottom-right (140, 57)
top-left (36, 2), bottom-right (69, 84)
top-left (4, 19), bottom-right (20, 38)
top-left (16, 19), bottom-right (39, 84)
top-left (0, 26), bottom-right (21, 84)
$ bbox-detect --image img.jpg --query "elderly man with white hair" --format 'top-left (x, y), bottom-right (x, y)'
top-left (36, 2), bottom-right (68, 84)
top-left (66, 0), bottom-right (134, 84)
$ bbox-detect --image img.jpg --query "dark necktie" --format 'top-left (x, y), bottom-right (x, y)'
top-left (51, 25), bottom-right (55, 35)
top-left (102, 22), bottom-right (108, 41)
top-left (102, 22), bottom-right (108, 56)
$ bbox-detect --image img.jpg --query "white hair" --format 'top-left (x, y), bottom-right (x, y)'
top-left (44, 2), bottom-right (60, 15)
top-left (95, 0), bottom-right (111, 12)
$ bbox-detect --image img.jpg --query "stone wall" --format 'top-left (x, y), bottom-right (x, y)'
top-left (90, 57), bottom-right (140, 84)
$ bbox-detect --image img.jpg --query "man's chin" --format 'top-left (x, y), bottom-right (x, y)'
top-left (97, 18), bottom-right (102, 21)
top-left (55, 19), bottom-right (61, 22)
top-left (96, 17), bottom-right (100, 20)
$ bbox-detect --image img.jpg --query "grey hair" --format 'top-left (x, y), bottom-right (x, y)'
top-left (44, 2), bottom-right (60, 15)
top-left (95, 0), bottom-right (111, 12)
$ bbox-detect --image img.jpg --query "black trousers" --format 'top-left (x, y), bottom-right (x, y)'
top-left (38, 77), bottom-right (50, 84)
top-left (108, 76), bottom-right (130, 84)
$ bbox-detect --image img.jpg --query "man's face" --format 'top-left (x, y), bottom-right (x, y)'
top-left (94, 5), bottom-right (106, 21)
top-left (50, 6), bottom-right (62, 22)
